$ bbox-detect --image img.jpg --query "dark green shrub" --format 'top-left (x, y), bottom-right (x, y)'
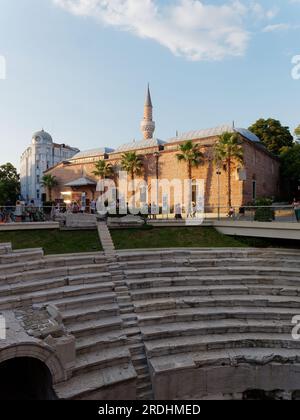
top-left (254, 198), bottom-right (275, 222)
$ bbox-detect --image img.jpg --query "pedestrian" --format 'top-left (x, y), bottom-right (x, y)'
top-left (293, 199), bottom-right (300, 222)
top-left (4, 199), bottom-right (14, 223)
top-left (228, 207), bottom-right (235, 219)
top-left (90, 199), bottom-right (96, 214)
top-left (27, 200), bottom-right (36, 222)
top-left (14, 200), bottom-right (23, 223)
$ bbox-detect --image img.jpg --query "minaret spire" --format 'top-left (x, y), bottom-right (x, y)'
top-left (145, 83), bottom-right (153, 107)
top-left (141, 84), bottom-right (155, 140)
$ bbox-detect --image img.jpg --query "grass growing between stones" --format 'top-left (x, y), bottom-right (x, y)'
top-left (111, 226), bottom-right (250, 249)
top-left (0, 229), bottom-right (102, 255)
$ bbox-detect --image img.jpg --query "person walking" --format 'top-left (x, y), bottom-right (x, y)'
top-left (14, 200), bottom-right (23, 223)
top-left (293, 199), bottom-right (300, 222)
top-left (4, 199), bottom-right (14, 223)
top-left (90, 199), bottom-right (96, 214)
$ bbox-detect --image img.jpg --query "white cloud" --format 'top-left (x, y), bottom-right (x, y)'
top-left (263, 23), bottom-right (300, 33)
top-left (53, 0), bottom-right (278, 61)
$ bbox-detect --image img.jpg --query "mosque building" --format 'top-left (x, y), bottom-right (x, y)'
top-left (42, 86), bottom-right (280, 211)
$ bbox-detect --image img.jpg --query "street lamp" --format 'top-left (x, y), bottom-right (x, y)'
top-left (216, 166), bottom-right (222, 220)
top-left (153, 151), bottom-right (160, 216)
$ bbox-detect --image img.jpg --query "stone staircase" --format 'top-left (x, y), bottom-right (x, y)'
top-left (96, 222), bottom-right (154, 400)
top-left (117, 248), bottom-right (300, 399)
top-left (0, 246), bottom-right (136, 400)
top-left (2, 242), bottom-right (300, 399)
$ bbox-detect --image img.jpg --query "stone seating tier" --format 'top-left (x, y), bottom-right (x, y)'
top-left (1, 244), bottom-right (300, 399)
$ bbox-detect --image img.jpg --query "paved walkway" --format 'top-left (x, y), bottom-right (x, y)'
top-left (96, 221), bottom-right (116, 259)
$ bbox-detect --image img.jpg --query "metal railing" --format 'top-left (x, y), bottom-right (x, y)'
top-left (0, 204), bottom-right (299, 224)
top-left (147, 205), bottom-right (299, 223)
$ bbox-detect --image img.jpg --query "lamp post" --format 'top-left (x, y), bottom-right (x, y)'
top-left (153, 151), bottom-right (160, 217)
top-left (216, 166), bottom-right (221, 220)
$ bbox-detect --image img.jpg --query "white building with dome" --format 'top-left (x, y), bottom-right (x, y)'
top-left (20, 130), bottom-right (79, 204)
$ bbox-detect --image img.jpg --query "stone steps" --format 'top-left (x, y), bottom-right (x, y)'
top-left (137, 381), bottom-right (153, 395)
top-left (0, 271), bottom-right (112, 301)
top-left (97, 222), bottom-right (116, 255)
top-left (120, 258), bottom-right (300, 271)
top-left (0, 264), bottom-right (109, 285)
top-left (141, 319), bottom-right (293, 340)
top-left (0, 248), bottom-right (44, 264)
top-left (135, 362), bottom-right (149, 376)
top-left (74, 346), bottom-right (131, 374)
top-left (62, 302), bottom-right (120, 325)
top-left (75, 330), bottom-right (127, 355)
top-left (0, 254), bottom-right (107, 275)
top-left (1, 245), bottom-right (299, 400)
top-left (127, 275), bottom-right (300, 290)
top-left (67, 316), bottom-right (123, 338)
top-left (138, 306), bottom-right (300, 325)
top-left (0, 274), bottom-right (113, 299)
top-left (129, 343), bottom-right (146, 357)
top-left (0, 284), bottom-right (116, 310)
top-left (130, 284), bottom-right (300, 301)
top-left (52, 291), bottom-right (116, 311)
top-left (133, 294), bottom-right (300, 313)
top-left (55, 363), bottom-right (137, 400)
top-left (188, 258), bottom-right (300, 269)
top-left (124, 266), bottom-right (300, 279)
top-left (149, 347), bottom-right (300, 372)
top-left (117, 248), bottom-right (300, 262)
top-left (138, 391), bottom-right (153, 401)
top-left (0, 277), bottom-right (67, 298)
top-left (67, 272), bottom-right (112, 286)
top-left (145, 333), bottom-right (300, 358)
top-left (0, 243), bottom-right (12, 254)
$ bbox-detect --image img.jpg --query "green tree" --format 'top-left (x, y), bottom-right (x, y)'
top-left (295, 125), bottom-right (300, 141)
top-left (121, 152), bottom-right (143, 205)
top-left (176, 140), bottom-right (204, 180)
top-left (249, 118), bottom-right (294, 155)
top-left (280, 145), bottom-right (300, 198)
top-left (0, 163), bottom-right (20, 205)
top-left (121, 152), bottom-right (143, 182)
top-left (41, 174), bottom-right (58, 202)
top-left (214, 132), bottom-right (244, 209)
top-left (92, 160), bottom-right (114, 179)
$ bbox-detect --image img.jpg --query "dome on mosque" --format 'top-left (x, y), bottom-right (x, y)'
top-left (32, 129), bottom-right (53, 144)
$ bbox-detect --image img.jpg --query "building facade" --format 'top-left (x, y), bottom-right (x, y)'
top-left (44, 87), bottom-right (280, 211)
top-left (20, 130), bottom-right (79, 203)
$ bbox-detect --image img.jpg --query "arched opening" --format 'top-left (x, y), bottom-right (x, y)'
top-left (0, 357), bottom-right (58, 400)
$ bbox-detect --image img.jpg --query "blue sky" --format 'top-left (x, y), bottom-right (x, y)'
top-left (0, 0), bottom-right (300, 168)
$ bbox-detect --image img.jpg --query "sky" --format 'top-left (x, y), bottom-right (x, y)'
top-left (0, 0), bottom-right (300, 169)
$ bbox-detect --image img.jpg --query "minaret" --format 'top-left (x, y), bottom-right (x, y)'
top-left (141, 84), bottom-right (155, 140)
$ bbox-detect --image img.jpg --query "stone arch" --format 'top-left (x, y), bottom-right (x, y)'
top-left (0, 342), bottom-right (66, 384)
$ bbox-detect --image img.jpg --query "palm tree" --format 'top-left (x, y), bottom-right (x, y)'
top-left (121, 152), bottom-right (143, 182)
top-left (176, 140), bottom-right (204, 180)
top-left (92, 160), bottom-right (114, 180)
top-left (41, 174), bottom-right (58, 201)
top-left (121, 152), bottom-right (143, 205)
top-left (214, 132), bottom-right (244, 209)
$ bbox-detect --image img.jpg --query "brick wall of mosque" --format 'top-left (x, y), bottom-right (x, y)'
top-left (47, 136), bottom-right (280, 210)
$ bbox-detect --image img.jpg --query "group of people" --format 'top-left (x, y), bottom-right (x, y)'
top-left (52, 200), bottom-right (98, 216)
top-left (0, 200), bottom-right (45, 224)
top-left (0, 200), bottom-right (15, 223)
